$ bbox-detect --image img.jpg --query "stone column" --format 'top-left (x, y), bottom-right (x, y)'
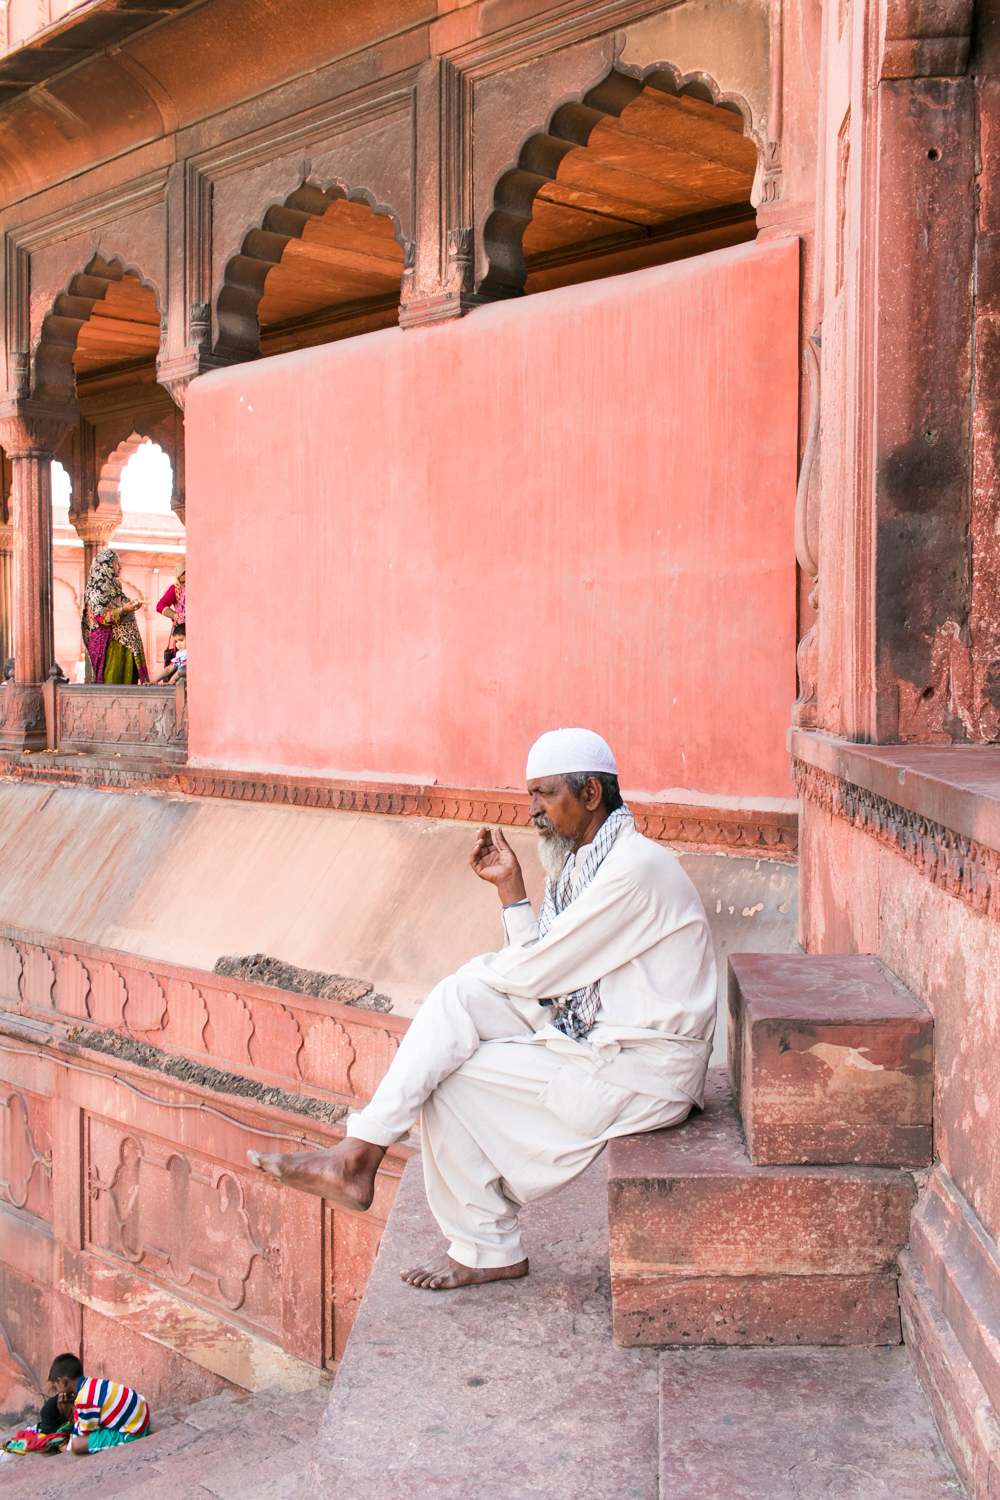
top-left (0, 497), bottom-right (12, 673)
top-left (0, 401), bottom-right (76, 751)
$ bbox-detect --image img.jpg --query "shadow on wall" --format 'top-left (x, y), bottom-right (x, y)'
top-left (676, 851), bottom-right (799, 1067)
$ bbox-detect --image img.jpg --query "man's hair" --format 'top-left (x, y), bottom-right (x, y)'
top-left (561, 771), bottom-right (623, 812)
top-left (48, 1353), bottom-right (83, 1383)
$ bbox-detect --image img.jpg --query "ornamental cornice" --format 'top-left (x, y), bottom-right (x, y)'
top-left (0, 751), bottom-right (799, 860)
top-left (793, 758), bottom-right (999, 918)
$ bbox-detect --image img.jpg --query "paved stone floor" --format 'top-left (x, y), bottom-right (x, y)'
top-left (301, 1156), bottom-right (964, 1499)
top-left (0, 1155), bottom-right (967, 1499)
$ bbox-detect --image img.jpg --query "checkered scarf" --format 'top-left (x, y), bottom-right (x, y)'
top-left (537, 804), bottom-right (634, 1039)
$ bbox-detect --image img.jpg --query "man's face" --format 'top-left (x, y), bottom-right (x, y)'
top-left (528, 776), bottom-right (602, 842)
top-left (52, 1377), bottom-right (77, 1399)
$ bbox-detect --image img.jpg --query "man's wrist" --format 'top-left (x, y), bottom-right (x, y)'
top-left (496, 879), bottom-right (527, 906)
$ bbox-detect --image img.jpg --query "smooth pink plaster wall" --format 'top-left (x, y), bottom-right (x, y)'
top-left (185, 239), bottom-right (799, 795)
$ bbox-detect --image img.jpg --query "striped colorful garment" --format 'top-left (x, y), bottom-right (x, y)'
top-left (72, 1378), bottom-right (149, 1439)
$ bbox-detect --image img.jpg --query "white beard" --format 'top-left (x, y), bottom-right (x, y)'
top-left (537, 829), bottom-right (575, 882)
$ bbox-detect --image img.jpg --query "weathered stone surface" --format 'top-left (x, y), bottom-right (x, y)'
top-left (658, 1345), bottom-right (964, 1498)
top-left (614, 1272), bottom-right (902, 1348)
top-left (300, 1154), bottom-right (661, 1500)
top-left (728, 952), bottom-right (933, 1166)
top-left (900, 1249), bottom-right (1000, 1500)
top-left (608, 1070), bottom-right (915, 1347)
top-left (909, 1165), bottom-right (1000, 1418)
top-left (212, 953), bottom-right (389, 1012)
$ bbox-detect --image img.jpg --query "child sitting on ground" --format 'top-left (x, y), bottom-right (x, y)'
top-left (50, 1352), bottom-right (150, 1455)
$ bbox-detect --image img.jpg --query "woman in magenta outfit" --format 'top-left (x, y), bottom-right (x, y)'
top-left (156, 559), bottom-right (185, 626)
top-left (82, 549), bottom-right (149, 684)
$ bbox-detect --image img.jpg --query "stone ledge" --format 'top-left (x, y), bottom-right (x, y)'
top-left (791, 730), bottom-right (1000, 919)
top-left (789, 729), bottom-right (1000, 851)
top-left (0, 754), bottom-right (799, 857)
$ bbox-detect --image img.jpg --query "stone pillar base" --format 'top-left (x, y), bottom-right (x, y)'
top-left (0, 682), bottom-right (47, 751)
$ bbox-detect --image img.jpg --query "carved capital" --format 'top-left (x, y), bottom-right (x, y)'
top-left (156, 350), bottom-right (232, 411)
top-left (0, 398), bottom-right (77, 458)
top-left (70, 513), bottom-right (120, 549)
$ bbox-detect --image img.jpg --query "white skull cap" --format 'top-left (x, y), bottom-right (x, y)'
top-left (525, 728), bottom-right (618, 782)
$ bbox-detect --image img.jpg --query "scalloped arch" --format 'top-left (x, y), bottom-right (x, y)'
top-left (97, 432), bottom-right (150, 511)
top-left (215, 181), bottom-right (407, 362)
top-left (32, 255), bottom-right (164, 406)
top-left (479, 64), bottom-right (759, 301)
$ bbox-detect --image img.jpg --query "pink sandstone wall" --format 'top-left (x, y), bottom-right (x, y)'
top-left (185, 239), bottom-right (799, 798)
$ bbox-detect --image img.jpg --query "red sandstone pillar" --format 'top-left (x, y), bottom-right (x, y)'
top-left (0, 402), bottom-right (76, 751)
top-left (0, 513), bottom-right (12, 674)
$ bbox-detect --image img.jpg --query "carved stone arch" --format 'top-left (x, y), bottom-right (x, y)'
top-left (214, 180), bottom-right (408, 361)
top-left (32, 253), bottom-right (165, 406)
top-left (478, 64), bottom-right (760, 302)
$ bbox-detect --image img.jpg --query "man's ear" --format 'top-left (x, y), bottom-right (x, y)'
top-left (584, 776), bottom-right (604, 810)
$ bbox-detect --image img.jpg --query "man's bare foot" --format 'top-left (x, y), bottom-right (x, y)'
top-left (247, 1138), bottom-right (386, 1210)
top-left (400, 1255), bottom-right (529, 1290)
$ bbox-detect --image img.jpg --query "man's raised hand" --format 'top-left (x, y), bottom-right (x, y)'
top-left (470, 826), bottom-right (527, 907)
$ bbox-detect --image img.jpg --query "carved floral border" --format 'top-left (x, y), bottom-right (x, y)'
top-left (793, 758), bottom-right (999, 919)
top-left (0, 756), bottom-right (799, 857)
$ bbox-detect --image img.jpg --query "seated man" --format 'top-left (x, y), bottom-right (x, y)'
top-left (250, 728), bottom-right (716, 1289)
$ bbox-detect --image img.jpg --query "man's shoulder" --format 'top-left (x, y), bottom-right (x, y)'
top-left (606, 826), bottom-right (691, 892)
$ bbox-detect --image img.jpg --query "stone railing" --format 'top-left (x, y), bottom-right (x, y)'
top-left (42, 680), bottom-right (187, 762)
top-left (0, 926), bottom-right (407, 1107)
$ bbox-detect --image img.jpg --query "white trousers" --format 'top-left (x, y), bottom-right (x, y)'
top-left (346, 972), bottom-right (691, 1268)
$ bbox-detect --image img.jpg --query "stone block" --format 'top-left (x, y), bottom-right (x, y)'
top-left (728, 953), bottom-right (933, 1166)
top-left (607, 1070), bottom-right (915, 1347)
top-left (613, 1273), bottom-right (902, 1348)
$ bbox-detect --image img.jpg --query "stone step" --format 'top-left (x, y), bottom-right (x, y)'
top-left (657, 1345), bottom-right (964, 1498)
top-left (608, 1068), bottom-right (916, 1347)
top-left (728, 952), bottom-right (933, 1166)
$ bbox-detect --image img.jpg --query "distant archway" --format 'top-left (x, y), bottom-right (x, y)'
top-left (215, 183), bottom-right (407, 360)
top-left (119, 439), bottom-right (174, 514)
top-left (479, 66), bottom-right (759, 300)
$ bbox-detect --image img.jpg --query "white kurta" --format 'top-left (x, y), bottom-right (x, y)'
top-left (347, 825), bottom-right (717, 1267)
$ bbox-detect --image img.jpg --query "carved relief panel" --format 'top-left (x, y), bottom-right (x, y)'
top-left (86, 1115), bottom-right (282, 1334)
top-left (0, 1087), bottom-right (52, 1222)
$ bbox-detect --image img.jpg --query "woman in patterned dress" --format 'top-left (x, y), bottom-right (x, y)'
top-left (82, 548), bottom-right (150, 684)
